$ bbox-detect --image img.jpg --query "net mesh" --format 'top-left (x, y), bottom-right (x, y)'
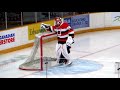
top-left (19, 32), bottom-right (57, 71)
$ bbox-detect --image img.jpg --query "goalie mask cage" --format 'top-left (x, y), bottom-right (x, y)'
top-left (19, 32), bottom-right (57, 71)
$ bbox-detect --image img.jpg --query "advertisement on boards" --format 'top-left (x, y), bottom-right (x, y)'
top-left (71, 14), bottom-right (89, 29)
top-left (28, 23), bottom-right (40, 40)
top-left (0, 26), bottom-right (29, 51)
top-left (112, 12), bottom-right (120, 26)
top-left (64, 17), bottom-right (71, 26)
top-left (28, 20), bottom-right (54, 40)
top-left (0, 33), bottom-right (15, 45)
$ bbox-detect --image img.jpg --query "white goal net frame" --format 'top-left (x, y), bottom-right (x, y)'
top-left (19, 32), bottom-right (57, 71)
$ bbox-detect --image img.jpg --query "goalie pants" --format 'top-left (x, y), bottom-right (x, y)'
top-left (56, 43), bottom-right (71, 63)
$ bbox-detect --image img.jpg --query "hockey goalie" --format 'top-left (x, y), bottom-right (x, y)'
top-left (41, 17), bottom-right (74, 65)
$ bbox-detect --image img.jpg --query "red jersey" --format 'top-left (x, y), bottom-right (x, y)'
top-left (49, 22), bottom-right (74, 44)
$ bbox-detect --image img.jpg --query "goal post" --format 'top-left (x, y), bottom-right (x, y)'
top-left (19, 32), bottom-right (57, 71)
top-left (40, 32), bottom-right (57, 70)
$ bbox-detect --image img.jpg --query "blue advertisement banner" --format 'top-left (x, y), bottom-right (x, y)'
top-left (71, 14), bottom-right (89, 29)
top-left (64, 17), bottom-right (71, 26)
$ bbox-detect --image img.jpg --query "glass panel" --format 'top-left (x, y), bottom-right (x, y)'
top-left (50, 12), bottom-right (62, 19)
top-left (37, 12), bottom-right (49, 22)
top-left (7, 12), bottom-right (21, 28)
top-left (0, 12), bottom-right (6, 30)
top-left (23, 12), bottom-right (35, 25)
top-left (63, 12), bottom-right (73, 17)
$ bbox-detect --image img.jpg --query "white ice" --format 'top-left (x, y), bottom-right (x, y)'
top-left (1, 29), bottom-right (120, 78)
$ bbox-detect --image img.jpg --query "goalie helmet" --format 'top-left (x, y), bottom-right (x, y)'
top-left (55, 17), bottom-right (62, 26)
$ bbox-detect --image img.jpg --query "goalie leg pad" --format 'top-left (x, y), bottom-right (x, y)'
top-left (59, 53), bottom-right (67, 64)
top-left (61, 44), bottom-right (72, 63)
top-left (56, 43), bottom-right (71, 64)
top-left (56, 43), bottom-right (62, 63)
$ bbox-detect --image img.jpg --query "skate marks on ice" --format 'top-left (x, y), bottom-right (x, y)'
top-left (0, 55), bottom-right (28, 67)
top-left (33, 58), bottom-right (103, 76)
top-left (0, 55), bottom-right (31, 78)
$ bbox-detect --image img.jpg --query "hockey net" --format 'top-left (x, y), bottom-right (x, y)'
top-left (19, 32), bottom-right (57, 71)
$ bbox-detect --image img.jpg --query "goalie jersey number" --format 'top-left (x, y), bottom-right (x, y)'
top-left (57, 30), bottom-right (61, 36)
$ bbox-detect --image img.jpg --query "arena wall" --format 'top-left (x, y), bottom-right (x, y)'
top-left (1, 12), bottom-right (120, 54)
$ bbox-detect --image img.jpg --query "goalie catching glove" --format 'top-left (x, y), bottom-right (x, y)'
top-left (40, 23), bottom-right (51, 30)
